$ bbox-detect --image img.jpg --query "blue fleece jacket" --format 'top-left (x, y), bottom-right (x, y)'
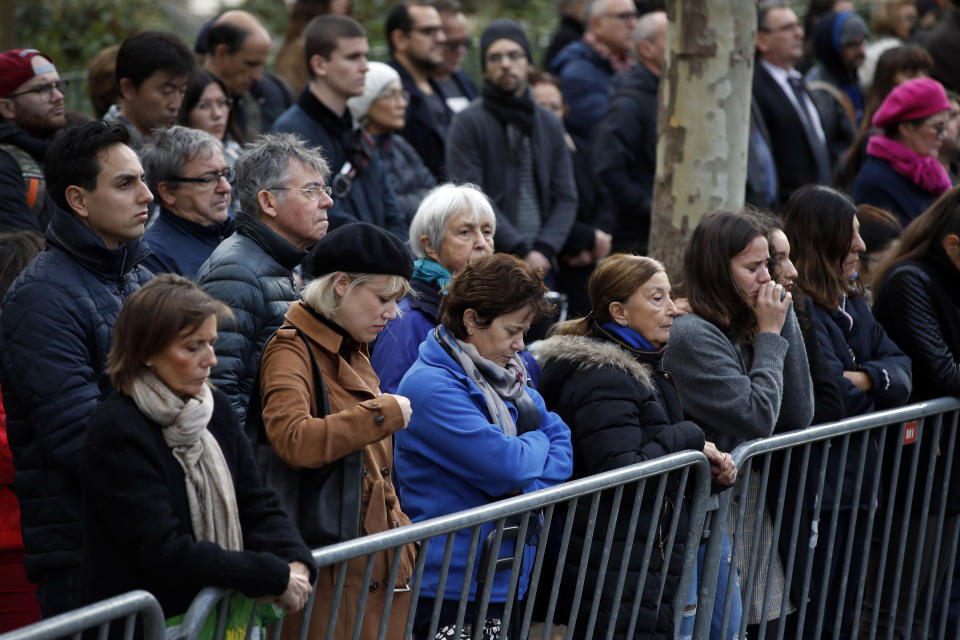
top-left (394, 329), bottom-right (572, 601)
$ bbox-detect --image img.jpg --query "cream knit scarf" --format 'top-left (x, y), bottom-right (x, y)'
top-left (130, 371), bottom-right (243, 551)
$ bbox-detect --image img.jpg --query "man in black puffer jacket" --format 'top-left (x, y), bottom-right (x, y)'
top-left (195, 133), bottom-right (331, 424)
top-left (0, 120), bottom-right (154, 617)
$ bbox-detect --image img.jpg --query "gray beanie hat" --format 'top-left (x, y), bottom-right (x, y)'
top-left (346, 61), bottom-right (402, 124)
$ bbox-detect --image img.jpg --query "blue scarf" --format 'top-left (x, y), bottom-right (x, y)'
top-left (412, 258), bottom-right (453, 290)
top-left (600, 321), bottom-right (657, 351)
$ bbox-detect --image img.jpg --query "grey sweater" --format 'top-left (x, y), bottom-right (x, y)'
top-left (662, 307), bottom-right (814, 453)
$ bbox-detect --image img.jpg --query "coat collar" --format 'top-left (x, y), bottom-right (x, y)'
top-left (533, 333), bottom-right (654, 388)
top-left (158, 207), bottom-right (235, 239)
top-left (283, 302), bottom-right (376, 395)
top-left (235, 211), bottom-right (306, 270)
top-left (45, 207), bottom-right (151, 279)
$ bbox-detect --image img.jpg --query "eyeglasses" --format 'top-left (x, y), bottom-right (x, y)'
top-left (267, 185), bottom-right (333, 201)
top-left (605, 10), bottom-right (639, 21)
top-left (410, 25), bottom-right (445, 38)
top-left (443, 37), bottom-right (472, 50)
top-left (173, 167), bottom-right (234, 187)
top-left (760, 21), bottom-right (802, 34)
top-left (485, 50), bottom-right (526, 65)
top-left (926, 121), bottom-right (948, 138)
top-left (378, 88), bottom-right (410, 103)
top-left (6, 79), bottom-right (69, 101)
top-left (196, 97), bottom-right (233, 111)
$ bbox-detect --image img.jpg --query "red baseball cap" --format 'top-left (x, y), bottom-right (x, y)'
top-left (0, 49), bottom-right (57, 99)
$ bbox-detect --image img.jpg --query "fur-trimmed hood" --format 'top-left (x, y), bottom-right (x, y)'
top-left (532, 333), bottom-right (654, 389)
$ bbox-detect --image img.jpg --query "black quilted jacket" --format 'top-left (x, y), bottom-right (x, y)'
top-left (0, 208), bottom-right (153, 580)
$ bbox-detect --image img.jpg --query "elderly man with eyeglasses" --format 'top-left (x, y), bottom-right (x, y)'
top-left (195, 133), bottom-right (332, 424)
top-left (0, 49), bottom-right (68, 233)
top-left (139, 126), bottom-right (237, 278)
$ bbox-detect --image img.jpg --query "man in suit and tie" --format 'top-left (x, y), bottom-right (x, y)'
top-left (753, 0), bottom-right (832, 207)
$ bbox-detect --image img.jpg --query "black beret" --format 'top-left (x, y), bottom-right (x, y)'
top-left (309, 222), bottom-right (413, 279)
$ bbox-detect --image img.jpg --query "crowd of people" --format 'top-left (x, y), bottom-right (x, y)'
top-left (1, 0), bottom-right (960, 638)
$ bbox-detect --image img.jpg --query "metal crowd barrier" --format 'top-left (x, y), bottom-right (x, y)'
top-left (171, 451), bottom-right (713, 640)
top-left (695, 397), bottom-right (960, 640)
top-left (0, 591), bottom-right (166, 640)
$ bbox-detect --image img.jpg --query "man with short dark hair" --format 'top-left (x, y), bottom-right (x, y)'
top-left (753, 0), bottom-right (832, 205)
top-left (0, 49), bottom-right (67, 232)
top-left (447, 19), bottom-right (577, 277)
top-left (140, 125), bottom-right (235, 277)
top-left (430, 0), bottom-right (477, 113)
top-left (272, 15), bottom-right (407, 240)
top-left (386, 2), bottom-right (454, 179)
top-left (195, 133), bottom-right (332, 423)
top-left (104, 31), bottom-right (194, 151)
top-left (203, 10), bottom-right (295, 139)
top-left (0, 119), bottom-right (154, 617)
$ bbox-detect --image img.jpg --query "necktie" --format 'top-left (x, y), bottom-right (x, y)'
top-left (788, 76), bottom-right (832, 185)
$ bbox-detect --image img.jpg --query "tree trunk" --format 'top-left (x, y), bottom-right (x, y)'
top-left (648, 0), bottom-right (756, 277)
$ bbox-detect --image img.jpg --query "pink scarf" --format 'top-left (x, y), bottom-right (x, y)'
top-left (866, 134), bottom-right (952, 194)
top-left (584, 32), bottom-right (636, 73)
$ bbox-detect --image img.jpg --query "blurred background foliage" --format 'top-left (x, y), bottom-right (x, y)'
top-left (2, 0), bottom-right (563, 116)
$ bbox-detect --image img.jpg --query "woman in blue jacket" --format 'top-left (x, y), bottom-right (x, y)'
top-left (783, 184), bottom-right (912, 639)
top-left (395, 254), bottom-right (573, 639)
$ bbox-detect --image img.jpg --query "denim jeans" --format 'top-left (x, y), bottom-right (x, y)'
top-left (677, 531), bottom-right (743, 640)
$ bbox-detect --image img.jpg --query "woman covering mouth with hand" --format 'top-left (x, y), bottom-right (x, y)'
top-left (662, 208), bottom-right (814, 637)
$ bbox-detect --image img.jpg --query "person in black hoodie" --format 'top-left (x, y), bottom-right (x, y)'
top-left (537, 253), bottom-right (736, 640)
top-left (0, 48), bottom-right (67, 233)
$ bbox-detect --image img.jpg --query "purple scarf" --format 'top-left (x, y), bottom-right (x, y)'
top-left (866, 134), bottom-right (952, 194)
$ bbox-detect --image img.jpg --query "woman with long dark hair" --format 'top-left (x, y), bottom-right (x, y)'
top-left (177, 69), bottom-right (244, 167)
top-left (663, 209), bottom-right (814, 636)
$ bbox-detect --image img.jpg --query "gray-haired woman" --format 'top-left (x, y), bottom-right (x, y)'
top-left (346, 61), bottom-right (436, 224)
top-left (371, 183), bottom-right (496, 393)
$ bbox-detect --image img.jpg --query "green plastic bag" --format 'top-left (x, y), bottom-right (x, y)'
top-left (166, 593), bottom-right (286, 640)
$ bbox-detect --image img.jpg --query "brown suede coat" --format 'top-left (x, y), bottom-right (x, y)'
top-left (260, 301), bottom-right (415, 640)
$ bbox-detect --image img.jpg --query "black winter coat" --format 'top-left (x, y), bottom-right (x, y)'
top-left (874, 255), bottom-right (960, 514)
top-left (536, 331), bottom-right (705, 640)
top-left (81, 389), bottom-right (316, 615)
top-left (809, 294), bottom-right (912, 510)
top-left (0, 208), bottom-right (153, 581)
top-left (592, 64), bottom-right (658, 252)
top-left (195, 212), bottom-right (306, 425)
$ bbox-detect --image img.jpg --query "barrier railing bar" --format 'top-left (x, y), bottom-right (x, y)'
top-left (926, 410), bottom-right (959, 640)
top-left (584, 483), bottom-right (626, 640)
top-left (0, 591), bottom-right (165, 640)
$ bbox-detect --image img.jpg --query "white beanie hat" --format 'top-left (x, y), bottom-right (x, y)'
top-left (347, 61), bottom-right (402, 125)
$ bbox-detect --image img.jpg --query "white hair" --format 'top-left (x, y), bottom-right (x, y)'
top-left (408, 183), bottom-right (497, 260)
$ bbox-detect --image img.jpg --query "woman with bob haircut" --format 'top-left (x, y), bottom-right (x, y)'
top-left (535, 253), bottom-right (736, 640)
top-left (782, 184), bottom-right (911, 638)
top-left (255, 222), bottom-right (417, 640)
top-left (81, 274), bottom-right (316, 619)
top-left (663, 209), bottom-right (814, 636)
top-left (395, 253), bottom-right (573, 639)
top-left (371, 183), bottom-right (496, 394)
top-left (852, 77), bottom-right (953, 225)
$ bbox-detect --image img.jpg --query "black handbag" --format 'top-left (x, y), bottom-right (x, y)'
top-left (246, 325), bottom-right (363, 548)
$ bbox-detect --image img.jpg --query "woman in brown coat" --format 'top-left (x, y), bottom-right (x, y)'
top-left (258, 223), bottom-right (416, 640)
